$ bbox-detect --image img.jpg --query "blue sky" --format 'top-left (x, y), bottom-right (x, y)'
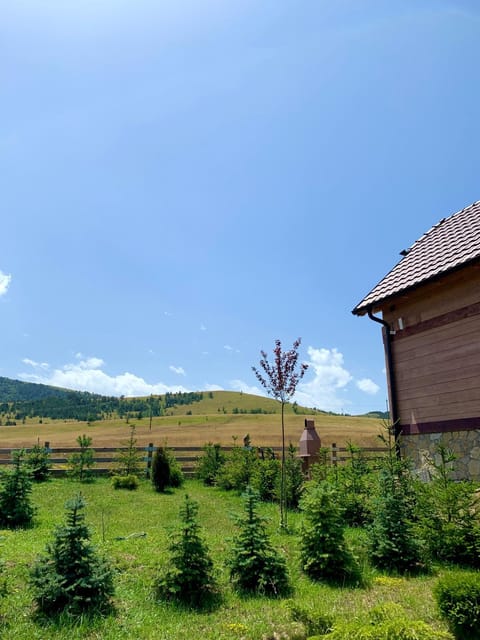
top-left (1, 1), bottom-right (479, 414)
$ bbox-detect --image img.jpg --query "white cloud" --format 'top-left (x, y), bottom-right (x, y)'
top-left (200, 324), bottom-right (207, 331)
top-left (19, 355), bottom-right (189, 397)
top-left (0, 271), bottom-right (12, 296)
top-left (230, 379), bottom-right (265, 397)
top-left (169, 365), bottom-right (186, 376)
top-left (205, 383), bottom-right (224, 391)
top-left (22, 358), bottom-right (50, 370)
top-left (356, 378), bottom-right (380, 395)
top-left (295, 346), bottom-right (353, 412)
top-left (224, 344), bottom-right (233, 351)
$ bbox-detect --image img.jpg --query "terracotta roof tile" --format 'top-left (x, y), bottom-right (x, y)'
top-left (353, 201), bottom-right (480, 315)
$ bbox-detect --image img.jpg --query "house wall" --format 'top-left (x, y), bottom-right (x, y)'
top-left (379, 265), bottom-right (480, 479)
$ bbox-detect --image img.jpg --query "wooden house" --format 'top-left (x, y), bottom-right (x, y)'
top-left (352, 201), bottom-right (480, 479)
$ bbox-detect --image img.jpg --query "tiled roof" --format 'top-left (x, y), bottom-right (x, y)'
top-left (353, 201), bottom-right (480, 315)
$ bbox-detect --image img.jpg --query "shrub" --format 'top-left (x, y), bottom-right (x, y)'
top-left (196, 442), bottom-right (225, 486)
top-left (252, 450), bottom-right (280, 502)
top-left (111, 475), bottom-right (139, 490)
top-left (67, 435), bottom-right (95, 482)
top-left (314, 602), bottom-right (451, 639)
top-left (434, 571), bottom-right (480, 639)
top-left (228, 486), bottom-right (290, 596)
top-left (299, 482), bottom-right (362, 586)
top-left (29, 494), bottom-right (114, 616)
top-left (283, 442), bottom-right (304, 509)
top-left (287, 601), bottom-right (333, 636)
top-left (418, 444), bottom-right (480, 568)
top-left (0, 449), bottom-right (35, 529)
top-left (151, 445), bottom-right (184, 493)
top-left (217, 443), bottom-right (259, 492)
top-left (155, 494), bottom-right (219, 609)
top-left (26, 443), bottom-right (51, 482)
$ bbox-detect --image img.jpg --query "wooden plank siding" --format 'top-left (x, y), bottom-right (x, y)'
top-left (382, 265), bottom-right (480, 331)
top-left (390, 311), bottom-right (480, 427)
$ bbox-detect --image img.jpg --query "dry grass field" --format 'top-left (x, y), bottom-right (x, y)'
top-left (0, 412), bottom-right (384, 450)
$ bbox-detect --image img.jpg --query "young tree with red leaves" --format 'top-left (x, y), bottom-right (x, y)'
top-left (252, 338), bottom-right (308, 529)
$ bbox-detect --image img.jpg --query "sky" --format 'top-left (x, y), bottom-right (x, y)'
top-left (1, 0), bottom-right (479, 414)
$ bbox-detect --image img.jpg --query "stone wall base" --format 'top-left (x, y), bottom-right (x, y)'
top-left (401, 430), bottom-right (480, 481)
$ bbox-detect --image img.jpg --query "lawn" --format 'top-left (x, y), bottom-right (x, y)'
top-left (0, 477), bottom-right (454, 639)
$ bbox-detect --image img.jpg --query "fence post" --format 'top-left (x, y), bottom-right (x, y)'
top-left (145, 442), bottom-right (154, 478)
top-left (331, 443), bottom-right (337, 466)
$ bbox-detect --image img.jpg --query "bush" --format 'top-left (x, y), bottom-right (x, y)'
top-left (217, 444), bottom-right (259, 492)
top-left (112, 475), bottom-right (139, 490)
top-left (228, 486), bottom-right (290, 596)
top-left (0, 450), bottom-right (35, 529)
top-left (287, 601), bottom-right (333, 636)
top-left (29, 494), bottom-right (114, 616)
top-left (252, 451), bottom-right (280, 502)
top-left (299, 482), bottom-right (363, 586)
top-left (155, 494), bottom-right (219, 609)
top-left (283, 443), bottom-right (304, 509)
top-left (418, 444), bottom-right (480, 568)
top-left (151, 445), bottom-right (184, 493)
top-left (314, 602), bottom-right (451, 639)
top-left (26, 443), bottom-right (51, 482)
top-left (196, 442), bottom-right (225, 486)
top-left (434, 571), bottom-right (480, 639)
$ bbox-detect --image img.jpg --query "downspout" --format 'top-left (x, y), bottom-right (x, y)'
top-left (367, 309), bottom-right (401, 457)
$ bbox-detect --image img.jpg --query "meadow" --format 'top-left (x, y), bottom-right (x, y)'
top-left (0, 411), bottom-right (383, 450)
top-left (0, 477), bottom-right (455, 640)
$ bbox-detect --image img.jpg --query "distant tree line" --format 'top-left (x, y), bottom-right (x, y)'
top-left (0, 389), bottom-right (205, 423)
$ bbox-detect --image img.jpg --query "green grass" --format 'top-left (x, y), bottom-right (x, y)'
top-left (0, 478), bottom-right (453, 639)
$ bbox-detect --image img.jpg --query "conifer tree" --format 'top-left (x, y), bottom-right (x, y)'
top-left (29, 494), bottom-right (114, 615)
top-left (155, 494), bottom-right (218, 608)
top-left (228, 486), bottom-right (290, 596)
top-left (299, 482), bottom-right (362, 585)
top-left (0, 449), bottom-right (34, 528)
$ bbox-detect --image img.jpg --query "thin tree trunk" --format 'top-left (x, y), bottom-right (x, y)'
top-left (280, 400), bottom-right (286, 529)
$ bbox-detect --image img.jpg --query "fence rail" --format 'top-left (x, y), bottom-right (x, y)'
top-left (0, 443), bottom-right (388, 477)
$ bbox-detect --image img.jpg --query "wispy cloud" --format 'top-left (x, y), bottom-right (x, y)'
top-left (0, 270), bottom-right (12, 296)
top-left (19, 355), bottom-right (189, 397)
top-left (22, 358), bottom-right (50, 370)
top-left (356, 378), bottom-right (380, 395)
top-left (205, 383), bottom-right (223, 391)
top-left (230, 379), bottom-right (265, 397)
top-left (169, 365), bottom-right (186, 376)
top-left (200, 324), bottom-right (207, 331)
top-left (224, 344), bottom-right (240, 353)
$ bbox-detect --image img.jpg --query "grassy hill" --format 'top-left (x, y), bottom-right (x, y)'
top-left (0, 379), bottom-right (386, 450)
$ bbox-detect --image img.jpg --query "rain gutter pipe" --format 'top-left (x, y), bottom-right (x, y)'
top-left (367, 309), bottom-right (401, 457)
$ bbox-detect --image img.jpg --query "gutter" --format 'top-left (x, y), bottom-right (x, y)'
top-left (366, 309), bottom-right (401, 456)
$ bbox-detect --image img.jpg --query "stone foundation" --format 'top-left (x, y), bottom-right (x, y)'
top-left (401, 430), bottom-right (480, 480)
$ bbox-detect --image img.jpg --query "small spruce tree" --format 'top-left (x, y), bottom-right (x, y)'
top-left (111, 425), bottom-right (142, 486)
top-left (299, 482), bottom-right (362, 585)
top-left (0, 449), bottom-right (35, 529)
top-left (369, 428), bottom-right (426, 574)
top-left (67, 435), bottom-right (95, 482)
top-left (155, 494), bottom-right (218, 609)
top-left (228, 486), bottom-right (290, 596)
top-left (26, 442), bottom-right (51, 482)
top-left (29, 494), bottom-right (114, 616)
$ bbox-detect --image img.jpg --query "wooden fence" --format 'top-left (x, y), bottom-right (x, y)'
top-left (0, 443), bottom-right (388, 478)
